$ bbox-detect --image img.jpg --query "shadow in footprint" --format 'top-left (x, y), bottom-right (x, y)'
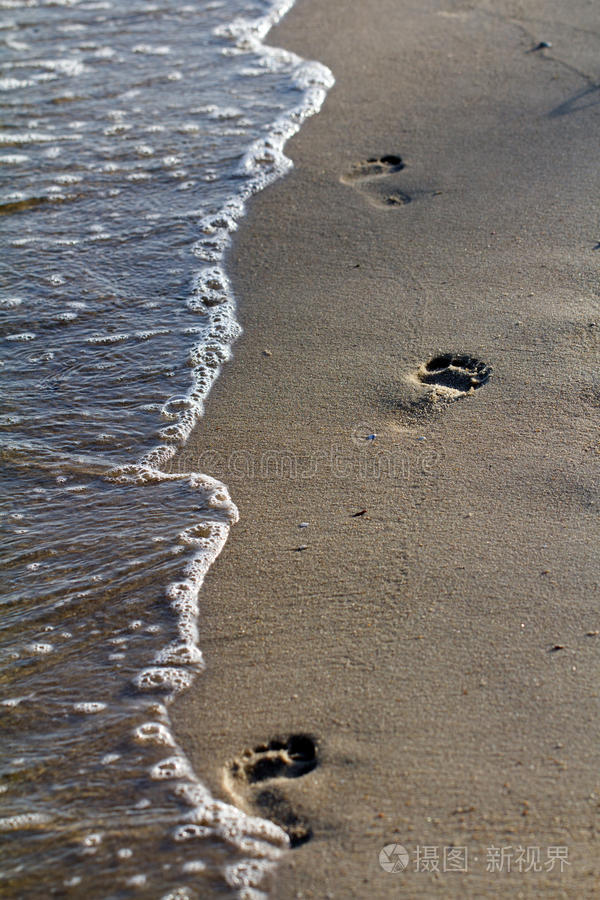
top-left (417, 353), bottom-right (492, 394)
top-left (225, 734), bottom-right (318, 847)
top-left (340, 154), bottom-right (406, 184)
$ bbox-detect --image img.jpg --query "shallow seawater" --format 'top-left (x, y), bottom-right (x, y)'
top-left (0, 0), bottom-right (332, 896)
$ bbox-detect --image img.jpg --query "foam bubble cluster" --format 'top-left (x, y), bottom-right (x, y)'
top-left (133, 722), bottom-right (175, 747)
top-left (151, 755), bottom-right (193, 780)
top-left (134, 667), bottom-right (194, 693)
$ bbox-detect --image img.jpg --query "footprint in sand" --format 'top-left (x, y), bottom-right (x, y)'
top-left (340, 154), bottom-right (413, 207)
top-left (416, 353), bottom-right (492, 397)
top-left (224, 734), bottom-right (318, 847)
top-left (341, 153), bottom-right (445, 208)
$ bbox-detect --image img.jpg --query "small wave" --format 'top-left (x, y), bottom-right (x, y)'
top-left (0, 0), bottom-right (333, 896)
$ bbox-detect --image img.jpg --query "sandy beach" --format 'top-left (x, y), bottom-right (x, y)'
top-left (170, 0), bottom-right (600, 895)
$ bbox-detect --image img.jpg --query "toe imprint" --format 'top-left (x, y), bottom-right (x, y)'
top-left (378, 191), bottom-right (412, 207)
top-left (340, 154), bottom-right (405, 184)
top-left (231, 734), bottom-right (317, 784)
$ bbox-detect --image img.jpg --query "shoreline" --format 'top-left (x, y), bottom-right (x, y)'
top-left (171, 0), bottom-right (600, 895)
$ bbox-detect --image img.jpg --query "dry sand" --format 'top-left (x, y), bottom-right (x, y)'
top-left (170, 0), bottom-right (600, 895)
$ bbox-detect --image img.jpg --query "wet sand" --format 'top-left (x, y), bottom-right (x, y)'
top-left (170, 0), bottom-right (600, 895)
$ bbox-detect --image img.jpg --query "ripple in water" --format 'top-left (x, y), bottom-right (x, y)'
top-left (0, 0), bottom-right (333, 896)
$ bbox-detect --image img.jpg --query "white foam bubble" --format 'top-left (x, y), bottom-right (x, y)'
top-left (0, 296), bottom-right (23, 307)
top-left (55, 173), bottom-right (82, 184)
top-left (0, 812), bottom-right (52, 832)
top-left (35, 58), bottom-right (86, 77)
top-left (150, 755), bottom-right (192, 781)
top-left (101, 753), bottom-right (121, 765)
top-left (181, 860), bottom-right (206, 873)
top-left (0, 77), bottom-right (35, 90)
top-left (132, 44), bottom-right (170, 55)
top-left (171, 782), bottom-right (211, 807)
top-left (133, 722), bottom-right (175, 747)
top-left (153, 642), bottom-right (204, 667)
top-left (86, 333), bottom-right (129, 344)
top-left (161, 889), bottom-right (193, 900)
top-left (173, 823), bottom-right (212, 842)
top-left (0, 154), bottom-right (29, 164)
top-left (27, 642), bottom-right (53, 654)
top-left (0, 131), bottom-right (73, 144)
top-left (73, 702), bottom-right (107, 713)
top-left (225, 859), bottom-right (274, 892)
top-left (5, 332), bottom-right (36, 341)
top-left (6, 37), bottom-right (29, 51)
top-left (82, 832), bottom-right (102, 847)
